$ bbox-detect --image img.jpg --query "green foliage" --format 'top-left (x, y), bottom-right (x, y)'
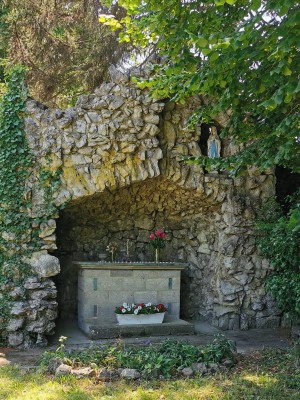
top-left (0, 65), bottom-right (31, 276)
top-left (1, 0), bottom-right (128, 107)
top-left (101, 0), bottom-right (300, 174)
top-left (0, 65), bottom-right (31, 336)
top-left (0, 6), bottom-right (9, 84)
top-left (256, 193), bottom-right (300, 317)
top-left (0, 66), bottom-right (63, 343)
top-left (40, 335), bottom-right (236, 378)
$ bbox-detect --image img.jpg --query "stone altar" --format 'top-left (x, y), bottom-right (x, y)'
top-left (76, 261), bottom-right (193, 338)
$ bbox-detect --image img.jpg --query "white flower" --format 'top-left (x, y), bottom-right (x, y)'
top-left (123, 303), bottom-right (128, 308)
top-left (138, 306), bottom-right (142, 310)
top-left (122, 309), bottom-right (126, 313)
top-left (127, 307), bottom-right (131, 311)
top-left (134, 309), bottom-right (139, 315)
top-left (146, 302), bottom-right (151, 307)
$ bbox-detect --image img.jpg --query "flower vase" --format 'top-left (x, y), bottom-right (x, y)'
top-left (116, 313), bottom-right (165, 325)
top-left (155, 248), bottom-right (159, 263)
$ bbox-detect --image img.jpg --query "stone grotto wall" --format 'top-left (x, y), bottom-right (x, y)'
top-left (55, 176), bottom-right (221, 319)
top-left (6, 66), bottom-right (281, 348)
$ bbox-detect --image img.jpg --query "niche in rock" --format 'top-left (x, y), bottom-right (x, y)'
top-left (53, 176), bottom-right (221, 321)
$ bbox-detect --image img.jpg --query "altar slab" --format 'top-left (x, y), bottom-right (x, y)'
top-left (76, 261), bottom-right (189, 337)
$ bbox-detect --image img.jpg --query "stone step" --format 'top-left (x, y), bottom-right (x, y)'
top-left (86, 319), bottom-right (195, 339)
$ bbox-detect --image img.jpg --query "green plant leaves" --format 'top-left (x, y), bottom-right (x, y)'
top-left (0, 66), bottom-right (63, 344)
top-left (256, 194), bottom-right (300, 317)
top-left (104, 0), bottom-right (300, 174)
top-left (40, 335), bottom-right (236, 378)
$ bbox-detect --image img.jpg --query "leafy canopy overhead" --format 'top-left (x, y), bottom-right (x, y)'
top-left (0, 0), bottom-right (128, 107)
top-left (101, 0), bottom-right (299, 174)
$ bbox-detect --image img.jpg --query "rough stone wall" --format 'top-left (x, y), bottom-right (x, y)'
top-left (55, 177), bottom-right (221, 319)
top-left (158, 100), bottom-right (279, 330)
top-left (6, 66), bottom-right (280, 348)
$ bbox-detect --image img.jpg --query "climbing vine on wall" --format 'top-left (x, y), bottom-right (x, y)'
top-left (0, 65), bottom-right (33, 337)
top-left (0, 66), bottom-right (63, 342)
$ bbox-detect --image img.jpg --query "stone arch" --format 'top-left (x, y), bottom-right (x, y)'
top-left (52, 175), bottom-right (226, 321)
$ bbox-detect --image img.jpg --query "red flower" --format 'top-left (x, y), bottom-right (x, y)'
top-left (160, 232), bottom-right (166, 239)
top-left (149, 233), bottom-right (155, 240)
top-left (155, 229), bottom-right (162, 236)
top-left (157, 304), bottom-right (167, 311)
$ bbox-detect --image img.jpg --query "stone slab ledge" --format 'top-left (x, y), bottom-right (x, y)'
top-left (86, 319), bottom-right (195, 339)
top-left (75, 261), bottom-right (189, 271)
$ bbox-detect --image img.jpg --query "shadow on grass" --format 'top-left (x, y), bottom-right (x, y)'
top-left (0, 347), bottom-right (299, 400)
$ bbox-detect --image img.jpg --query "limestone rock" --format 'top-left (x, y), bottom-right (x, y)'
top-left (108, 65), bottom-right (129, 83)
top-left (97, 367), bottom-right (117, 381)
top-left (9, 287), bottom-right (25, 300)
top-left (55, 364), bottom-right (72, 376)
top-left (191, 363), bottom-right (207, 374)
top-left (35, 333), bottom-right (48, 347)
top-left (39, 219), bottom-right (56, 238)
top-left (1, 231), bottom-right (16, 241)
top-left (11, 302), bottom-right (27, 316)
top-left (29, 289), bottom-right (57, 300)
top-left (7, 318), bottom-right (25, 332)
top-left (109, 96), bottom-right (124, 110)
top-left (222, 359), bottom-right (235, 368)
top-left (144, 114), bottom-right (160, 124)
top-left (181, 367), bottom-right (194, 377)
top-left (8, 332), bottom-right (24, 347)
top-left (23, 277), bottom-right (42, 290)
top-left (56, 108), bottom-right (76, 129)
top-left (71, 367), bottom-right (95, 378)
top-left (26, 319), bottom-right (56, 334)
top-left (120, 368), bottom-right (141, 380)
top-left (30, 253), bottom-right (60, 278)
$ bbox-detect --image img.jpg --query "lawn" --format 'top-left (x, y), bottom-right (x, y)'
top-left (0, 346), bottom-right (299, 400)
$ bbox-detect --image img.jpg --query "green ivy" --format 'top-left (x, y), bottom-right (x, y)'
top-left (0, 65), bottom-right (31, 338)
top-left (0, 65), bottom-right (63, 343)
top-left (256, 193), bottom-right (300, 318)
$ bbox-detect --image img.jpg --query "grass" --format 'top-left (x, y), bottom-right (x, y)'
top-left (0, 347), bottom-right (299, 400)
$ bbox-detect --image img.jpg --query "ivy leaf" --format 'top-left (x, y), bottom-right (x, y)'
top-left (283, 66), bottom-right (292, 76)
top-left (197, 37), bottom-right (208, 47)
top-left (252, 0), bottom-right (261, 11)
top-left (210, 52), bottom-right (220, 62)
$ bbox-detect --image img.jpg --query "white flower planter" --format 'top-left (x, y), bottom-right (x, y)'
top-left (116, 312), bottom-right (165, 325)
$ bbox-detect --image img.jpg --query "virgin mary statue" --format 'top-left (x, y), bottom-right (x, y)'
top-left (207, 126), bottom-right (221, 158)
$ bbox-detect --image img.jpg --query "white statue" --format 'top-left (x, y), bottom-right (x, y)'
top-left (207, 126), bottom-right (221, 158)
